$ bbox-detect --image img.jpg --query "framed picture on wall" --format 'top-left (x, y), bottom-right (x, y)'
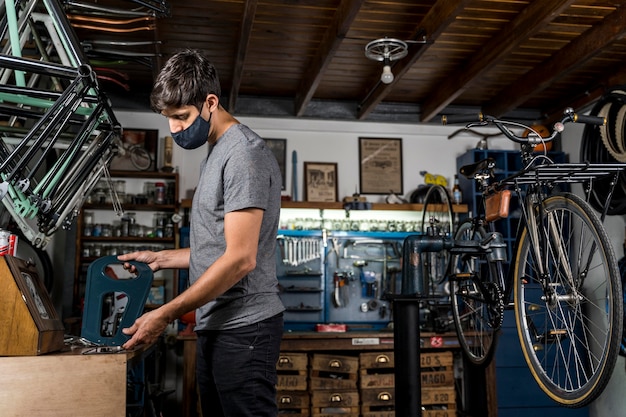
top-left (358, 137), bottom-right (403, 194)
top-left (263, 138), bottom-right (287, 190)
top-left (304, 162), bottom-right (338, 202)
top-left (109, 128), bottom-right (158, 172)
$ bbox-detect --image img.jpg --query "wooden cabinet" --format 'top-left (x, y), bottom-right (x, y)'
top-left (72, 170), bottom-right (180, 316)
top-left (179, 332), bottom-right (496, 417)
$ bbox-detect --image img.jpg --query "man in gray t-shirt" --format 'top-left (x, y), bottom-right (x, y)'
top-left (118, 49), bottom-right (284, 417)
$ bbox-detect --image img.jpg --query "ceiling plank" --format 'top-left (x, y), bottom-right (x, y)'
top-left (228, 0), bottom-right (258, 112)
top-left (419, 0), bottom-right (576, 122)
top-left (542, 64), bottom-right (626, 123)
top-left (294, 0), bottom-right (365, 117)
top-left (484, 3), bottom-right (626, 117)
top-left (357, 0), bottom-right (472, 121)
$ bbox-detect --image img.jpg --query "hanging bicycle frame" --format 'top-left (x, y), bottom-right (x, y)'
top-left (0, 0), bottom-right (121, 248)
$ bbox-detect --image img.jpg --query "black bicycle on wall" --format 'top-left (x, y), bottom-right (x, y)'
top-left (420, 108), bottom-right (626, 408)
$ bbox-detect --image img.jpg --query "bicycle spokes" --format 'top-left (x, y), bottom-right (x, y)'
top-left (515, 194), bottom-right (620, 407)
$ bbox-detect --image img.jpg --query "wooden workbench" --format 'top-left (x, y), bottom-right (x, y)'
top-left (0, 345), bottom-right (150, 417)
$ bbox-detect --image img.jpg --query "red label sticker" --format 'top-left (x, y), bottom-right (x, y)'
top-left (430, 336), bottom-right (443, 348)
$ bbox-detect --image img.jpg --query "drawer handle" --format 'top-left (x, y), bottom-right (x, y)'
top-left (375, 354), bottom-right (390, 364)
top-left (278, 356), bottom-right (292, 365)
top-left (328, 359), bottom-right (342, 368)
top-left (378, 392), bottom-right (392, 402)
top-left (330, 393), bottom-right (343, 402)
top-left (279, 396), bottom-right (292, 405)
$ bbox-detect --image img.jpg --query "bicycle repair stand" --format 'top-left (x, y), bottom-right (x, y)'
top-left (385, 233), bottom-right (454, 417)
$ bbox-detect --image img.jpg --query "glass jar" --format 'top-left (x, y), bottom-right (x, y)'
top-left (155, 182), bottom-right (166, 204)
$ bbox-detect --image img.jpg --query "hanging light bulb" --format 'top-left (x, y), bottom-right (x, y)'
top-left (381, 58), bottom-right (394, 84)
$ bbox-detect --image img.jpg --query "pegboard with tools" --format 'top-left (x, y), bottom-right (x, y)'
top-left (324, 235), bottom-right (403, 328)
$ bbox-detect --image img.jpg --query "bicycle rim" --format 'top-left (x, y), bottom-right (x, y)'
top-left (451, 219), bottom-right (500, 366)
top-left (420, 184), bottom-right (454, 287)
top-left (514, 193), bottom-right (622, 407)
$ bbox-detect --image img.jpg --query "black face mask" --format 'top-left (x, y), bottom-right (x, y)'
top-left (171, 105), bottom-right (212, 149)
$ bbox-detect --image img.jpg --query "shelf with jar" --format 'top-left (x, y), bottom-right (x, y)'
top-left (72, 170), bottom-right (181, 318)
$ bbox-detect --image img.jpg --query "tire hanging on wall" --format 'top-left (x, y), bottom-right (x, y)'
top-left (580, 87), bottom-right (626, 215)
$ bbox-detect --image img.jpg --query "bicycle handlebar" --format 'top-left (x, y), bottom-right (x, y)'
top-left (441, 108), bottom-right (606, 145)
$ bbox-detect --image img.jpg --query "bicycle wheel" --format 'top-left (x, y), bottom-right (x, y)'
top-left (514, 192), bottom-right (622, 407)
top-left (420, 185), bottom-right (454, 287)
top-left (450, 219), bottom-right (502, 366)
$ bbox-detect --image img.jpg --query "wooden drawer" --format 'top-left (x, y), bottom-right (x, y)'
top-left (311, 390), bottom-right (359, 416)
top-left (277, 351), bottom-right (309, 391)
top-left (422, 386), bottom-right (456, 406)
top-left (361, 387), bottom-right (456, 408)
top-left (421, 351), bottom-right (453, 369)
top-left (362, 405), bottom-right (456, 417)
top-left (360, 351), bottom-right (455, 389)
top-left (277, 390), bottom-right (310, 414)
top-left (360, 352), bottom-right (394, 370)
top-left (277, 352), bottom-right (309, 372)
top-left (277, 373), bottom-right (308, 391)
top-left (310, 375), bottom-right (357, 390)
top-left (361, 388), bottom-right (395, 407)
top-left (360, 351), bottom-right (454, 372)
top-left (311, 354), bottom-right (358, 374)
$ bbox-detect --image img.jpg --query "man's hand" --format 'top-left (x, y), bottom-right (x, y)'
top-left (118, 250), bottom-right (160, 273)
top-left (122, 308), bottom-right (170, 350)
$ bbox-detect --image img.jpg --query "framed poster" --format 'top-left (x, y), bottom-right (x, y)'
top-left (264, 138), bottom-right (287, 190)
top-left (304, 162), bottom-right (338, 202)
top-left (358, 137), bottom-right (403, 194)
top-left (109, 128), bottom-right (158, 171)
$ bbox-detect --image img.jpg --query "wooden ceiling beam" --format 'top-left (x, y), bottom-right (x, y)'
top-left (357, 0), bottom-right (471, 121)
top-left (484, 3), bottom-right (626, 117)
top-left (542, 66), bottom-right (626, 124)
top-left (419, 0), bottom-right (576, 122)
top-left (294, 0), bottom-right (365, 117)
top-left (228, 0), bottom-right (258, 112)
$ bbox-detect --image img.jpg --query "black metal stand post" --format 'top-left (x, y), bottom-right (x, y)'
top-left (390, 295), bottom-right (422, 417)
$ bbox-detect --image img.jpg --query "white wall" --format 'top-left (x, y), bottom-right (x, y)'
top-left (116, 110), bottom-right (517, 202)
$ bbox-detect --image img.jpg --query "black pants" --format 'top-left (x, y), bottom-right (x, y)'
top-left (195, 313), bottom-right (284, 416)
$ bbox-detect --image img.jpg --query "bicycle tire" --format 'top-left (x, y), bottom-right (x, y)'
top-left (450, 219), bottom-right (501, 366)
top-left (514, 192), bottom-right (622, 407)
top-left (420, 184), bottom-right (454, 287)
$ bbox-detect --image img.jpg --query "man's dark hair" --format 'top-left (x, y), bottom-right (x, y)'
top-left (150, 49), bottom-right (221, 112)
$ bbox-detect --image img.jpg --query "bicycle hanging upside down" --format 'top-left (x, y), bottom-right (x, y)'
top-left (414, 108), bottom-right (626, 408)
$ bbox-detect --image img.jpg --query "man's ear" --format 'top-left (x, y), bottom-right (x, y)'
top-left (207, 94), bottom-right (219, 112)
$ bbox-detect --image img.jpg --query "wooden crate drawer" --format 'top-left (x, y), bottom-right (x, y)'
top-left (310, 376), bottom-right (357, 390)
top-left (277, 373), bottom-right (308, 390)
top-left (311, 390), bottom-right (359, 415)
top-left (360, 352), bottom-right (394, 369)
top-left (360, 372), bottom-right (395, 389)
top-left (311, 354), bottom-right (358, 374)
top-left (422, 405), bottom-right (456, 417)
top-left (362, 405), bottom-right (456, 417)
top-left (360, 351), bottom-right (454, 370)
top-left (277, 352), bottom-right (309, 372)
top-left (422, 387), bottom-right (456, 406)
top-left (361, 387), bottom-right (455, 407)
top-left (361, 409), bottom-right (395, 417)
top-left (360, 388), bottom-right (395, 407)
top-left (277, 390), bottom-right (310, 414)
top-left (421, 351), bottom-right (453, 369)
